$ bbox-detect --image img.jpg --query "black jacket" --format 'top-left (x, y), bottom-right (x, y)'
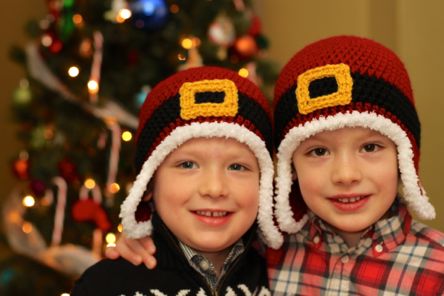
top-left (71, 213), bottom-right (270, 295)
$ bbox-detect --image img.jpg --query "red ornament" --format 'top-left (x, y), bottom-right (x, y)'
top-left (248, 15), bottom-right (262, 36)
top-left (58, 158), bottom-right (79, 183)
top-left (46, 0), bottom-right (61, 20)
top-left (41, 32), bottom-right (63, 54)
top-left (12, 158), bottom-right (30, 180)
top-left (30, 179), bottom-right (47, 197)
top-left (95, 209), bottom-right (112, 232)
top-left (72, 198), bottom-right (111, 231)
top-left (49, 36), bottom-right (63, 53)
top-left (233, 35), bottom-right (259, 59)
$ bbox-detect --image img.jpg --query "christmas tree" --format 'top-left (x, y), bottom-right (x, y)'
top-left (2, 0), bottom-right (278, 294)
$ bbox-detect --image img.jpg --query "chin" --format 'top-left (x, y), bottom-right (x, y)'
top-left (190, 238), bottom-right (234, 253)
top-left (340, 221), bottom-right (373, 233)
top-left (328, 217), bottom-right (373, 234)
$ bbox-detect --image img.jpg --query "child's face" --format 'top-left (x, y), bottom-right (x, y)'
top-left (292, 127), bottom-right (398, 235)
top-left (152, 137), bottom-right (260, 253)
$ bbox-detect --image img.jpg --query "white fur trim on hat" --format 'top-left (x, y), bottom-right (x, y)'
top-left (120, 121), bottom-right (283, 249)
top-left (275, 111), bottom-right (436, 236)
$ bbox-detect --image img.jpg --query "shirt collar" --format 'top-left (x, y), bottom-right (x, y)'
top-left (179, 240), bottom-right (245, 288)
top-left (306, 198), bottom-right (411, 254)
top-left (372, 200), bottom-right (411, 250)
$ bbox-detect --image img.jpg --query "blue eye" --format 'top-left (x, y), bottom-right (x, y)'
top-left (229, 163), bottom-right (246, 171)
top-left (179, 161), bottom-right (197, 169)
top-left (309, 148), bottom-right (328, 157)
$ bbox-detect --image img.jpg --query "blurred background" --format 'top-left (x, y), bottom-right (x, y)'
top-left (0, 0), bottom-right (443, 295)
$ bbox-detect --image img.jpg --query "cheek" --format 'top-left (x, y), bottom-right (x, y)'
top-left (235, 182), bottom-right (260, 214)
top-left (382, 167), bottom-right (399, 196)
top-left (376, 156), bottom-right (398, 187)
top-left (240, 186), bottom-right (259, 208)
top-left (297, 177), bottom-right (315, 204)
top-left (295, 168), bottom-right (328, 209)
top-left (152, 176), bottom-right (186, 211)
top-left (242, 196), bottom-right (259, 226)
top-left (294, 164), bottom-right (320, 193)
top-left (233, 174), bottom-right (260, 197)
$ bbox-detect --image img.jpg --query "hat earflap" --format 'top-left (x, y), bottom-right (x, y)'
top-left (275, 141), bottom-right (309, 234)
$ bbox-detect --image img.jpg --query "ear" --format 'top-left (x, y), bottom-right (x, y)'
top-left (291, 165), bottom-right (298, 181)
top-left (142, 191), bottom-right (153, 201)
top-left (142, 181), bottom-right (154, 201)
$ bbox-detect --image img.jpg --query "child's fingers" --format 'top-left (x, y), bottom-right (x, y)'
top-left (140, 237), bottom-right (156, 254)
top-left (115, 237), bottom-right (143, 265)
top-left (104, 245), bottom-right (120, 260)
top-left (124, 238), bottom-right (157, 268)
top-left (142, 255), bottom-right (157, 269)
top-left (104, 233), bottom-right (157, 268)
top-left (137, 237), bottom-right (157, 269)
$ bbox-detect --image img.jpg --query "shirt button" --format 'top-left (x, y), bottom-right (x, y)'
top-left (199, 260), bottom-right (210, 271)
top-left (313, 236), bottom-right (320, 244)
top-left (374, 244), bottom-right (383, 253)
top-left (341, 256), bottom-right (349, 264)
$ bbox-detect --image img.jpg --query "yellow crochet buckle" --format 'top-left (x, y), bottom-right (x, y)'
top-left (179, 79), bottom-right (239, 120)
top-left (296, 63), bottom-right (353, 115)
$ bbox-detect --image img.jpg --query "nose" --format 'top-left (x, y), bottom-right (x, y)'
top-left (331, 154), bottom-right (362, 185)
top-left (199, 168), bottom-right (228, 198)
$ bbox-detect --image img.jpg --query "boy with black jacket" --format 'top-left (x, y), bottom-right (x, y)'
top-left (71, 66), bottom-right (281, 295)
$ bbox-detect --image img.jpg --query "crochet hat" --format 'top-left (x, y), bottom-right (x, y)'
top-left (120, 66), bottom-right (282, 249)
top-left (273, 35), bottom-right (436, 243)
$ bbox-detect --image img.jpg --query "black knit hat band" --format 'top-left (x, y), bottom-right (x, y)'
top-left (274, 72), bottom-right (421, 152)
top-left (135, 91), bottom-right (273, 171)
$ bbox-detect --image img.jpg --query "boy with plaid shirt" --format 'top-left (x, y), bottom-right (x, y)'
top-left (107, 36), bottom-right (444, 295)
top-left (269, 35), bottom-right (444, 295)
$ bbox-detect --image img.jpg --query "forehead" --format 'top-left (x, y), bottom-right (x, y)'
top-left (303, 127), bottom-right (390, 142)
top-left (172, 137), bottom-right (255, 155)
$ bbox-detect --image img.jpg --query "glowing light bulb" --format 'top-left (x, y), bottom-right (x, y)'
top-left (22, 222), bottom-right (33, 234)
top-left (238, 68), bottom-right (249, 78)
top-left (117, 224), bottom-right (123, 233)
top-left (22, 195), bottom-right (35, 207)
top-left (72, 14), bottom-right (83, 25)
top-left (121, 131), bottom-right (133, 142)
top-left (105, 232), bottom-right (117, 246)
top-left (84, 178), bottom-right (96, 189)
top-left (68, 66), bottom-right (80, 77)
top-left (41, 34), bottom-right (53, 47)
top-left (181, 38), bottom-right (193, 50)
top-left (117, 8), bottom-right (132, 22)
top-left (108, 182), bottom-right (120, 194)
top-left (87, 80), bottom-right (99, 94)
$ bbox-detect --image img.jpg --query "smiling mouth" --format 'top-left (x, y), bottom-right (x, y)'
top-left (328, 195), bottom-right (370, 211)
top-left (194, 210), bottom-right (229, 217)
top-left (336, 196), bottom-right (366, 203)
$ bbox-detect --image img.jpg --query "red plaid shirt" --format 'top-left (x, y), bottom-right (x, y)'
top-left (267, 202), bottom-right (444, 295)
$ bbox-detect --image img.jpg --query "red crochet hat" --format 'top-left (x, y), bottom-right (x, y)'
top-left (272, 36), bottom-right (435, 245)
top-left (120, 66), bottom-right (282, 249)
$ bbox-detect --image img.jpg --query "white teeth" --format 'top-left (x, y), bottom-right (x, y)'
top-left (195, 210), bottom-right (228, 217)
top-left (337, 196), bottom-right (364, 203)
